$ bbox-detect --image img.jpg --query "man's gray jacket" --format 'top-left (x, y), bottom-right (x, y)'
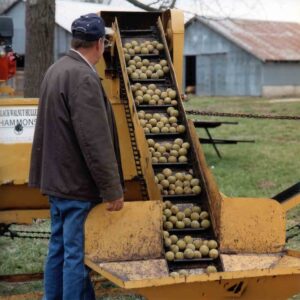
top-left (29, 50), bottom-right (124, 202)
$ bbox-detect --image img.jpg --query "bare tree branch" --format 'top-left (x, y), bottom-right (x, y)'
top-left (158, 0), bottom-right (177, 10)
top-left (125, 0), bottom-right (158, 11)
top-left (170, 0), bottom-right (177, 8)
top-left (148, 0), bottom-right (161, 6)
top-left (125, 0), bottom-right (178, 12)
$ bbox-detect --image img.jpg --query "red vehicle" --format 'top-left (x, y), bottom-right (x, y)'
top-left (0, 17), bottom-right (16, 81)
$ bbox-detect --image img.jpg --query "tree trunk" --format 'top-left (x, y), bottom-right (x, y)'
top-left (24, 0), bottom-right (55, 97)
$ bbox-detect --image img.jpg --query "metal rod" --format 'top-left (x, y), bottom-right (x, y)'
top-left (204, 128), bottom-right (222, 159)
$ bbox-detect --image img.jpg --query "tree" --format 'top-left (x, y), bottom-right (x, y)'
top-left (24, 0), bottom-right (55, 97)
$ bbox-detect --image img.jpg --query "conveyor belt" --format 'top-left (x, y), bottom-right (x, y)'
top-left (114, 18), bottom-right (223, 274)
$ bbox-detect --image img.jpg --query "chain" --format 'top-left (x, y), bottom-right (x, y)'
top-left (0, 223), bottom-right (50, 239)
top-left (287, 223), bottom-right (300, 232)
top-left (186, 110), bottom-right (300, 120)
top-left (2, 232), bottom-right (50, 239)
top-left (286, 223), bottom-right (300, 242)
top-left (117, 63), bottom-right (149, 200)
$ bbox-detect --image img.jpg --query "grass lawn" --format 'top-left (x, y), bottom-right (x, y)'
top-left (0, 96), bottom-right (299, 298)
top-left (184, 96), bottom-right (300, 198)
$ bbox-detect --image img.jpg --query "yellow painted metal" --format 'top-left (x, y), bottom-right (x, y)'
top-left (0, 184), bottom-right (48, 210)
top-left (133, 274), bottom-right (300, 300)
top-left (96, 44), bottom-right (121, 105)
top-left (85, 251), bottom-right (300, 300)
top-left (162, 10), bottom-right (184, 93)
top-left (281, 194), bottom-right (300, 212)
top-left (220, 197), bottom-right (285, 253)
top-left (0, 143), bottom-right (32, 185)
top-left (0, 184), bottom-right (48, 224)
top-left (111, 103), bottom-right (137, 180)
top-left (85, 201), bottom-right (163, 262)
top-left (0, 98), bottom-right (38, 106)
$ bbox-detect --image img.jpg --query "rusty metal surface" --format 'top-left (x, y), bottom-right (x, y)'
top-left (220, 197), bottom-right (285, 253)
top-left (193, 17), bottom-right (300, 62)
top-left (221, 253), bottom-right (281, 272)
top-left (85, 201), bottom-right (163, 262)
top-left (0, 273), bottom-right (43, 282)
top-left (0, 292), bottom-right (43, 300)
top-left (99, 259), bottom-right (169, 281)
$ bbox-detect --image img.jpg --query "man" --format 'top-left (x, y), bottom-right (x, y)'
top-left (29, 13), bottom-right (124, 300)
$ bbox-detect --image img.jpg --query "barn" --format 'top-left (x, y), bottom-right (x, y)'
top-left (184, 17), bottom-right (300, 97)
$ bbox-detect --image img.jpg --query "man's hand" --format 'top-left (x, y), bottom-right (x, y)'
top-left (106, 197), bottom-right (124, 211)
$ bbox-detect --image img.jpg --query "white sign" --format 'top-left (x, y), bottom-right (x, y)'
top-left (0, 105), bottom-right (38, 143)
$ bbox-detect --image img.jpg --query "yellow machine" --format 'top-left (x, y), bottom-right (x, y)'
top-left (1, 9), bottom-right (300, 300)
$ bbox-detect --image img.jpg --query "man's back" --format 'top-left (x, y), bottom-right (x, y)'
top-left (29, 50), bottom-right (123, 201)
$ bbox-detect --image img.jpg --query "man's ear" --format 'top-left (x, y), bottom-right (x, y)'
top-left (96, 39), bottom-right (101, 51)
top-left (97, 38), bottom-right (104, 52)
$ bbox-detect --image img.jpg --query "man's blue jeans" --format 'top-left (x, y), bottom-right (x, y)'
top-left (44, 196), bottom-right (96, 300)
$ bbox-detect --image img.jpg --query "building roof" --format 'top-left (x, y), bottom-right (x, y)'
top-left (0, 0), bottom-right (19, 14)
top-left (187, 16), bottom-right (300, 62)
top-left (56, 0), bottom-right (142, 33)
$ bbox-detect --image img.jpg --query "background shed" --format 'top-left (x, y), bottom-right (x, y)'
top-left (184, 17), bottom-right (300, 97)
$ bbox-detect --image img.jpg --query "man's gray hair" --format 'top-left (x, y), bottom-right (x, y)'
top-left (71, 38), bottom-right (98, 50)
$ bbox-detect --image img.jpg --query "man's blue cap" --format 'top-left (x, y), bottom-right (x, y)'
top-left (71, 13), bottom-right (106, 41)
